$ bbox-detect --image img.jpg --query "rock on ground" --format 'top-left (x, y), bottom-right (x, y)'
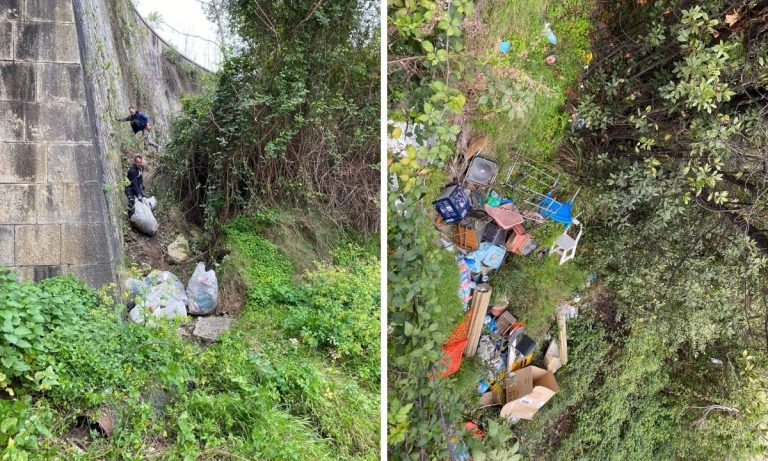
top-left (192, 317), bottom-right (234, 342)
top-left (167, 235), bottom-right (191, 264)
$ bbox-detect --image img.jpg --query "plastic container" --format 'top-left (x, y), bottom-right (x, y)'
top-left (544, 23), bottom-right (557, 45)
top-left (433, 185), bottom-right (472, 223)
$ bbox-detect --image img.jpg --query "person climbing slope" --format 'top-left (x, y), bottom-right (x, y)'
top-left (120, 106), bottom-right (160, 151)
top-left (126, 154), bottom-right (146, 218)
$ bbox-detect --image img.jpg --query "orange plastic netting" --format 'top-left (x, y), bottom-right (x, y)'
top-left (440, 310), bottom-right (473, 377)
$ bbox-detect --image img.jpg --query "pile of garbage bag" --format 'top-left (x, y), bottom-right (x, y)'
top-left (124, 262), bottom-right (219, 326)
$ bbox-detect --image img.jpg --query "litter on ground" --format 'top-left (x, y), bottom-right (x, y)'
top-left (431, 142), bottom-right (588, 423)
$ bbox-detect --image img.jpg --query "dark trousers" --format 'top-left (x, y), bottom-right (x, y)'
top-left (126, 190), bottom-right (137, 218)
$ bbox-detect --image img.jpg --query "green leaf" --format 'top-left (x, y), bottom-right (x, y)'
top-left (0, 417), bottom-right (17, 433)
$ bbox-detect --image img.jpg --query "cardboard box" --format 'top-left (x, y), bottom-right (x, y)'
top-left (504, 366), bottom-right (533, 402)
top-left (500, 366), bottom-right (560, 420)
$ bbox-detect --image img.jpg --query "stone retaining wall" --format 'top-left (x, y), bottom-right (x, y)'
top-left (0, 0), bottom-right (115, 287)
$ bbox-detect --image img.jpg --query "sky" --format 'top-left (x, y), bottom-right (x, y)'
top-left (132, 0), bottom-right (222, 71)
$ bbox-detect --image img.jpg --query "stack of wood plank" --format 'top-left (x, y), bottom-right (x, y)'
top-left (465, 284), bottom-right (492, 357)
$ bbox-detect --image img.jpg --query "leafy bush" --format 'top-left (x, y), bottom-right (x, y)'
top-left (0, 271), bottom-right (100, 396)
top-left (162, 0), bottom-right (380, 235)
top-left (0, 397), bottom-right (53, 460)
top-left (284, 246), bottom-right (380, 382)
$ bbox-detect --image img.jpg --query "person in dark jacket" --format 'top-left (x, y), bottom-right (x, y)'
top-left (125, 155), bottom-right (146, 218)
top-left (120, 106), bottom-right (160, 150)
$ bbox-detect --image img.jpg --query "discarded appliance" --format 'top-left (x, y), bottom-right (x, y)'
top-left (465, 156), bottom-right (498, 186)
top-left (501, 366), bottom-right (560, 420)
top-left (434, 185), bottom-right (472, 223)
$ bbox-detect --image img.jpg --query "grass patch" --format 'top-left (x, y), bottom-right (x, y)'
top-left (473, 0), bottom-right (592, 162)
top-left (493, 250), bottom-right (586, 342)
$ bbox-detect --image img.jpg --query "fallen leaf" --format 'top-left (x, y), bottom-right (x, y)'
top-left (726, 11), bottom-right (740, 27)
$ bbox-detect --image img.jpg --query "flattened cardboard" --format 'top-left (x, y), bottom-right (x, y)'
top-left (500, 366), bottom-right (560, 420)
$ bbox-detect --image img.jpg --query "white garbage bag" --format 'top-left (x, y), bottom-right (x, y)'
top-left (146, 196), bottom-right (157, 210)
top-left (186, 262), bottom-right (218, 315)
top-left (144, 271), bottom-right (188, 305)
top-left (128, 299), bottom-right (187, 327)
top-left (129, 282), bottom-right (188, 326)
top-left (130, 198), bottom-right (158, 236)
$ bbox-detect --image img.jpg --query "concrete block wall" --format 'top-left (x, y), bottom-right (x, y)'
top-left (0, 0), bottom-right (116, 287)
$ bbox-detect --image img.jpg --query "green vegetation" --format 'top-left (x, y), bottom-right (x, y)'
top-left (390, 0), bottom-right (768, 459)
top-left (0, 215), bottom-right (379, 460)
top-left (162, 0), bottom-right (380, 236)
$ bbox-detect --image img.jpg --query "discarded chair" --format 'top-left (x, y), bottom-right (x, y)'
top-left (550, 219), bottom-right (583, 265)
top-left (536, 192), bottom-right (575, 226)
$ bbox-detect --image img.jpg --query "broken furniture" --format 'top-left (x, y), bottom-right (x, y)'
top-left (434, 185), bottom-right (472, 223)
top-left (537, 192), bottom-right (575, 227)
top-left (484, 203), bottom-right (524, 230)
top-left (452, 211), bottom-right (493, 250)
top-left (550, 219), bottom-right (583, 265)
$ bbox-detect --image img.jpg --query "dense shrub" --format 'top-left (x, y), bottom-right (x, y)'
top-left (284, 245), bottom-right (380, 382)
top-left (0, 271), bottom-right (99, 396)
top-left (162, 0), bottom-right (380, 236)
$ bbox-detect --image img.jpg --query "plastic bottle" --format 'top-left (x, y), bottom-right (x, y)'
top-left (544, 22), bottom-right (557, 45)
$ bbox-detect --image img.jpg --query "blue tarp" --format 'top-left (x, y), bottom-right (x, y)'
top-left (465, 242), bottom-right (507, 271)
top-left (537, 193), bottom-right (573, 225)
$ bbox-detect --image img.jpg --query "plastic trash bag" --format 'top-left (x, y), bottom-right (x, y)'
top-left (128, 298), bottom-right (187, 327)
top-left (186, 262), bottom-right (218, 315)
top-left (129, 282), bottom-right (188, 326)
top-left (146, 196), bottom-right (157, 210)
top-left (144, 270), bottom-right (188, 304)
top-left (130, 198), bottom-right (158, 236)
